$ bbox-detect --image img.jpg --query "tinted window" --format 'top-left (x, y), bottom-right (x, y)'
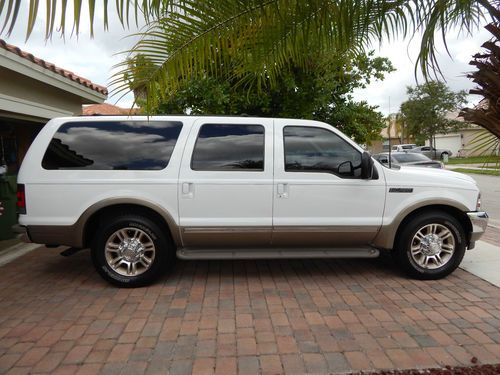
top-left (191, 124), bottom-right (264, 171)
top-left (42, 121), bottom-right (182, 170)
top-left (283, 126), bottom-right (362, 177)
top-left (392, 153), bottom-right (431, 163)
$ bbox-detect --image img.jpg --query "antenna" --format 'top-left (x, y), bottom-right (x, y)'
top-left (388, 97), bottom-right (392, 169)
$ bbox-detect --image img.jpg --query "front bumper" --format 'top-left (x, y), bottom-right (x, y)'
top-left (467, 211), bottom-right (489, 248)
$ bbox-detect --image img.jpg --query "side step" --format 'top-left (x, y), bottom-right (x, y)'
top-left (177, 247), bottom-right (379, 260)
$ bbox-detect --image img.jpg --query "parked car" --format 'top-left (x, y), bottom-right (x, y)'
top-left (15, 116), bottom-right (487, 287)
top-left (409, 146), bottom-right (452, 159)
top-left (391, 144), bottom-right (416, 152)
top-left (374, 152), bottom-right (444, 169)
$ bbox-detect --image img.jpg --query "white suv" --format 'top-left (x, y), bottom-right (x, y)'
top-left (16, 116), bottom-right (488, 287)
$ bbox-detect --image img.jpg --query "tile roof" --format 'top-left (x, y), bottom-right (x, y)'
top-left (0, 38), bottom-right (108, 96)
top-left (82, 103), bottom-right (139, 115)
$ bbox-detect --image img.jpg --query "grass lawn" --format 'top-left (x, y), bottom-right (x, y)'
top-left (452, 168), bottom-right (500, 176)
top-left (447, 155), bottom-right (500, 165)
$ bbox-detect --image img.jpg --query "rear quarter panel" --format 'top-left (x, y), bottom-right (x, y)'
top-left (17, 116), bottom-right (190, 228)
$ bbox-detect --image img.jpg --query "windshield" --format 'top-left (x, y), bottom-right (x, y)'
top-left (392, 153), bottom-right (431, 163)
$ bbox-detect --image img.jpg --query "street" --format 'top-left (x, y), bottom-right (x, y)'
top-left (465, 173), bottom-right (500, 227)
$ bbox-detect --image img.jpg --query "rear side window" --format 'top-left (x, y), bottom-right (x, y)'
top-left (191, 124), bottom-right (265, 171)
top-left (42, 121), bottom-right (183, 170)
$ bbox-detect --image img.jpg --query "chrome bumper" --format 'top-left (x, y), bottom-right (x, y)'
top-left (467, 211), bottom-right (488, 249)
top-left (11, 224), bottom-right (32, 243)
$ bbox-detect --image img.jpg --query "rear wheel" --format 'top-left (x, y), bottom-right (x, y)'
top-left (394, 211), bottom-right (466, 280)
top-left (91, 214), bottom-right (173, 287)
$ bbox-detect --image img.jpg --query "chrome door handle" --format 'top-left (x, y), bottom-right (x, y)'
top-left (277, 183), bottom-right (288, 198)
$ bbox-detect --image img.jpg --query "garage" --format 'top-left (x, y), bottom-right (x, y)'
top-left (429, 134), bottom-right (462, 155)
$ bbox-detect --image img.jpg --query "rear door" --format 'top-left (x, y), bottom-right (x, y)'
top-left (178, 118), bottom-right (274, 248)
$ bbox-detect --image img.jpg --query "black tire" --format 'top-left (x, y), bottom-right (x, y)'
top-left (91, 213), bottom-right (174, 287)
top-left (394, 211), bottom-right (466, 280)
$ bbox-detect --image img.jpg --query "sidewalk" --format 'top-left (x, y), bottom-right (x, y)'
top-left (447, 164), bottom-right (498, 171)
top-left (461, 240), bottom-right (500, 287)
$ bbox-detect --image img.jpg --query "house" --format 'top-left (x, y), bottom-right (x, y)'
top-left (369, 111), bottom-right (498, 157)
top-left (82, 103), bottom-right (139, 116)
top-left (426, 111), bottom-right (498, 157)
top-left (368, 113), bottom-right (408, 154)
top-left (0, 39), bottom-right (107, 173)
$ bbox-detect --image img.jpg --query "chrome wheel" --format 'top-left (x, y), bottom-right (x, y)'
top-left (410, 223), bottom-right (455, 270)
top-left (104, 228), bottom-right (156, 277)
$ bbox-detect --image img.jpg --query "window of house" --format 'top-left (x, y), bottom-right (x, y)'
top-left (283, 126), bottom-right (362, 177)
top-left (191, 124), bottom-right (265, 171)
top-left (42, 121), bottom-right (183, 170)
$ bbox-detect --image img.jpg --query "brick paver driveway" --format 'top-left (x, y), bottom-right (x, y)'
top-left (1, 241), bottom-right (500, 374)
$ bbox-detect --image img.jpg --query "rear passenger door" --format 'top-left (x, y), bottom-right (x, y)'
top-left (178, 119), bottom-right (274, 248)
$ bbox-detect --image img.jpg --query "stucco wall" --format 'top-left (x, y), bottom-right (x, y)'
top-left (0, 67), bottom-right (84, 118)
top-left (460, 128), bottom-right (498, 157)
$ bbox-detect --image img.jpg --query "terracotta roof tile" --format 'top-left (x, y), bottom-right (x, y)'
top-left (82, 103), bottom-right (139, 115)
top-left (0, 38), bottom-right (108, 96)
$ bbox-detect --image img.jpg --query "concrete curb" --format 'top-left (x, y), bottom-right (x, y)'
top-left (0, 242), bottom-right (41, 267)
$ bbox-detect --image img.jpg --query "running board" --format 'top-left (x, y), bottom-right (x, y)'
top-left (176, 247), bottom-right (380, 260)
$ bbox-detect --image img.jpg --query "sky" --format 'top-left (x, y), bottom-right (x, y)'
top-left (0, 3), bottom-right (491, 114)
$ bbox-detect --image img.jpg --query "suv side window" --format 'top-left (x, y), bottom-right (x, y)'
top-left (42, 121), bottom-right (183, 170)
top-left (283, 126), bottom-right (362, 178)
top-left (191, 124), bottom-right (265, 171)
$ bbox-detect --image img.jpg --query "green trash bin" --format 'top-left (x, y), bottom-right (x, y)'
top-left (0, 174), bottom-right (18, 240)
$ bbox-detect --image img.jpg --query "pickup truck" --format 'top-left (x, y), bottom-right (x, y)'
top-left (16, 116), bottom-right (488, 287)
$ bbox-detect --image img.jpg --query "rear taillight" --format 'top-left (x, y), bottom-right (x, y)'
top-left (17, 184), bottom-right (26, 214)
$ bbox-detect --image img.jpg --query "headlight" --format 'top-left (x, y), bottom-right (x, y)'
top-left (476, 193), bottom-right (481, 211)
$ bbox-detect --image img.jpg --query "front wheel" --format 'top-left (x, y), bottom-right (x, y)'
top-left (91, 214), bottom-right (173, 287)
top-left (394, 211), bottom-right (466, 280)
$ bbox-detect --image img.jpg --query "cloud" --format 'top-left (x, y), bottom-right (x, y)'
top-left (352, 27), bottom-right (491, 115)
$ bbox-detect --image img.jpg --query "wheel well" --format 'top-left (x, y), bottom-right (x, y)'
top-left (83, 204), bottom-right (174, 248)
top-left (394, 205), bottom-right (472, 248)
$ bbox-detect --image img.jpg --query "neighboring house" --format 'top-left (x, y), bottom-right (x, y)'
top-left (369, 113), bottom-right (408, 154)
top-left (82, 103), bottom-right (139, 116)
top-left (426, 111), bottom-right (498, 157)
top-left (0, 39), bottom-right (107, 173)
top-left (370, 110), bottom-right (498, 157)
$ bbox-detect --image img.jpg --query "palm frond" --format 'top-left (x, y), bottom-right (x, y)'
top-left (112, 0), bottom-right (419, 108)
top-left (0, 0), bottom-right (171, 37)
top-left (0, 0), bottom-right (494, 107)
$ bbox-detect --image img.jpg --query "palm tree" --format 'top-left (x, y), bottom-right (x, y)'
top-left (460, 23), bottom-right (500, 139)
top-left (0, 0), bottom-right (497, 104)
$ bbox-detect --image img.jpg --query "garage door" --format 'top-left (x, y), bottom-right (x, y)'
top-left (433, 135), bottom-right (462, 155)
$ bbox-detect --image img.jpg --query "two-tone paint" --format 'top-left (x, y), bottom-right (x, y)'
top-left (17, 116), bottom-right (486, 253)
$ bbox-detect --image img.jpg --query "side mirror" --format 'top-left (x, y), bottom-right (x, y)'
top-left (361, 151), bottom-right (374, 179)
top-left (338, 161), bottom-right (354, 176)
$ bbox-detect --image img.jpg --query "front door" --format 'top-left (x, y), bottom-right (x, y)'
top-left (178, 118), bottom-right (274, 248)
top-left (272, 119), bottom-right (386, 247)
